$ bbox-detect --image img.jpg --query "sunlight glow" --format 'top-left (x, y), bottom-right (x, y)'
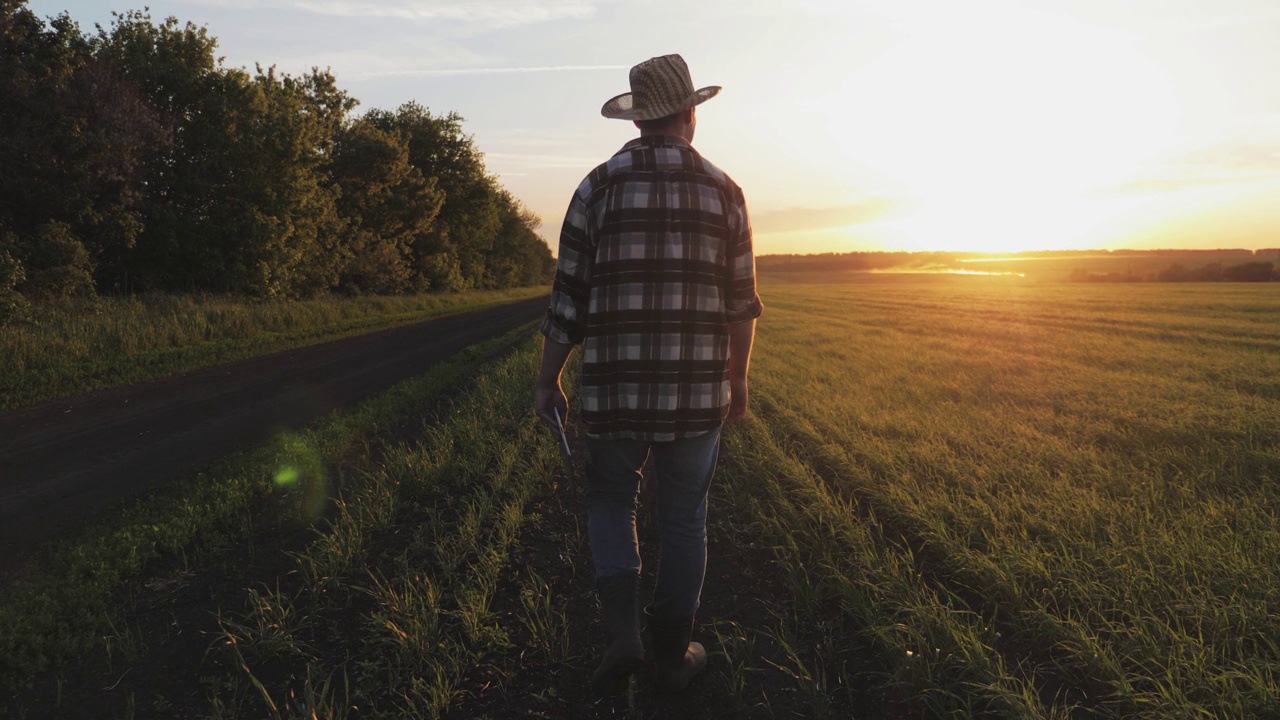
top-left (818, 8), bottom-right (1181, 252)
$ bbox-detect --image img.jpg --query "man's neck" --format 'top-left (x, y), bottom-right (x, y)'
top-left (637, 130), bottom-right (692, 144)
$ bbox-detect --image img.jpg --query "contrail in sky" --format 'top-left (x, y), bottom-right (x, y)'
top-left (354, 65), bottom-right (628, 77)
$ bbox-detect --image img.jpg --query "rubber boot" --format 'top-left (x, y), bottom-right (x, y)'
top-left (646, 607), bottom-right (708, 693)
top-left (591, 571), bottom-right (644, 696)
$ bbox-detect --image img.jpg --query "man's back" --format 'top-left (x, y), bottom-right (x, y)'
top-left (542, 134), bottom-right (761, 440)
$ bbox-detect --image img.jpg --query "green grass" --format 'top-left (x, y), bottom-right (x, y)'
top-left (728, 277), bottom-right (1280, 717)
top-left (0, 286), bottom-right (546, 410)
top-left (0, 322), bottom-right (537, 700)
top-left (205, 337), bottom-right (557, 718)
top-left (4, 277), bottom-right (1279, 718)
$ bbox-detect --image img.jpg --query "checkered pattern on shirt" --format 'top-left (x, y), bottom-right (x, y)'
top-left (541, 135), bottom-right (763, 441)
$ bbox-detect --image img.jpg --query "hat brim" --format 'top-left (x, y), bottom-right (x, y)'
top-left (601, 85), bottom-right (721, 121)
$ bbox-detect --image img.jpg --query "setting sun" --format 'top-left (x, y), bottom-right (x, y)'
top-left (817, 6), bottom-right (1180, 252)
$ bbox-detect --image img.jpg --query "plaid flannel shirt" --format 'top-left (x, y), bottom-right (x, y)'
top-left (541, 135), bottom-right (763, 441)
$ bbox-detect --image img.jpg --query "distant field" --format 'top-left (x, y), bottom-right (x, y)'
top-left (953, 250), bottom-right (1279, 281)
top-left (762, 249), bottom-right (1280, 283)
top-left (3, 277), bottom-right (1278, 718)
top-left (730, 275), bottom-right (1280, 716)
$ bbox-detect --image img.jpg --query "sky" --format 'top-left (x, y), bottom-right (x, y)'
top-left (26, 0), bottom-right (1280, 256)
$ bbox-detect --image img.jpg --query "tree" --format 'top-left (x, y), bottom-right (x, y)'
top-left (1192, 263), bottom-right (1223, 282)
top-left (1, 4), bottom-right (85, 249)
top-left (1222, 261), bottom-right (1274, 282)
top-left (1, 3), bottom-right (166, 293)
top-left (96, 11), bottom-right (357, 296)
top-left (330, 118), bottom-right (444, 294)
top-left (365, 103), bottom-right (495, 291)
top-left (91, 10), bottom-right (232, 291)
top-left (0, 241), bottom-right (29, 323)
top-left (223, 65), bottom-right (354, 297)
top-left (10, 221), bottom-right (95, 298)
top-left (488, 189), bottom-right (554, 287)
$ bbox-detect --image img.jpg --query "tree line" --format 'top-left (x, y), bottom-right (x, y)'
top-left (0, 2), bottom-right (555, 319)
top-left (1069, 261), bottom-right (1278, 283)
top-left (758, 251), bottom-right (963, 272)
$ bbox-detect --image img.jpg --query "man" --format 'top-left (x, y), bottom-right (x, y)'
top-left (534, 54), bottom-right (762, 696)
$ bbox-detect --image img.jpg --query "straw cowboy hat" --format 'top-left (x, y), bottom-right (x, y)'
top-left (601, 54), bottom-right (721, 121)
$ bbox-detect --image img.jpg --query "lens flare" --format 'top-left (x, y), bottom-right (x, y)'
top-left (272, 434), bottom-right (329, 522)
top-left (275, 466), bottom-right (300, 486)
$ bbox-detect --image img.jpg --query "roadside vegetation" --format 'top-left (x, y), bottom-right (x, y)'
top-left (3, 278), bottom-right (1278, 718)
top-left (1, 324), bottom-right (540, 716)
top-left (0, 286), bottom-right (544, 410)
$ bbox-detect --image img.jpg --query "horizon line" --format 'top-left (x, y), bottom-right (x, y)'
top-left (754, 247), bottom-right (1280, 257)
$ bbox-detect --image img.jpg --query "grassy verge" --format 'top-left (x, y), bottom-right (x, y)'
top-left (203, 334), bottom-right (560, 718)
top-left (0, 286), bottom-right (546, 410)
top-left (0, 322), bottom-right (536, 703)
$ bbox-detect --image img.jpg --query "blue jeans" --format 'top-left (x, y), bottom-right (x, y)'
top-left (584, 426), bottom-right (722, 619)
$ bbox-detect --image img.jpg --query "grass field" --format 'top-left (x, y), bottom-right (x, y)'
top-left (735, 277), bottom-right (1280, 717)
top-left (2, 277), bottom-right (1279, 718)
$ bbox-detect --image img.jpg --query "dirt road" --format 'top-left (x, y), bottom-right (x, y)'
top-left (0, 297), bottom-right (545, 574)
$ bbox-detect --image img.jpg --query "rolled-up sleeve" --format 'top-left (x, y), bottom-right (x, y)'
top-left (541, 185), bottom-right (594, 345)
top-left (724, 185), bottom-right (764, 324)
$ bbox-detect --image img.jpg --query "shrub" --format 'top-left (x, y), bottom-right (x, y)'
top-left (0, 249), bottom-right (30, 325)
top-left (16, 222), bottom-right (96, 300)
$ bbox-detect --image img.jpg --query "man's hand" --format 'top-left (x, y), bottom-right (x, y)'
top-left (725, 377), bottom-right (749, 424)
top-left (535, 337), bottom-right (574, 434)
top-left (725, 319), bottom-right (754, 425)
top-left (535, 383), bottom-right (569, 433)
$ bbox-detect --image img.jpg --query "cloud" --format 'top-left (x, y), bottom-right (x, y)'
top-left (1106, 118), bottom-right (1280, 194)
top-left (484, 131), bottom-right (590, 149)
top-left (184, 0), bottom-right (600, 27)
top-left (751, 199), bottom-right (900, 235)
top-left (1165, 9), bottom-right (1280, 37)
top-left (484, 152), bottom-right (600, 170)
